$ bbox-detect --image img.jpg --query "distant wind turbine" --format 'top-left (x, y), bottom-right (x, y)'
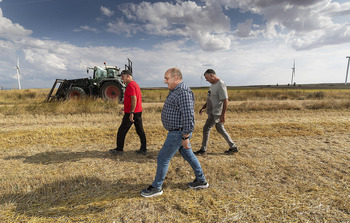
top-left (345, 56), bottom-right (350, 85)
top-left (291, 60), bottom-right (296, 85)
top-left (15, 57), bottom-right (22, 89)
top-left (200, 75), bottom-right (205, 86)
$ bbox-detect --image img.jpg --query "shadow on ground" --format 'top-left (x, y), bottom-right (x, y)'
top-left (0, 176), bottom-right (146, 218)
top-left (3, 150), bottom-right (158, 165)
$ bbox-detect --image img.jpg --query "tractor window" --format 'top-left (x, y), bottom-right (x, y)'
top-left (94, 67), bottom-right (107, 79)
top-left (107, 69), bottom-right (119, 78)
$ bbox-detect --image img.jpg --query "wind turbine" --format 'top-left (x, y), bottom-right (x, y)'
top-left (291, 60), bottom-right (296, 85)
top-left (15, 57), bottom-right (22, 89)
top-left (345, 56), bottom-right (350, 85)
top-left (200, 75), bottom-right (205, 86)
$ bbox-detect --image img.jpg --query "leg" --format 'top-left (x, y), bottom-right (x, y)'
top-left (152, 131), bottom-right (182, 189)
top-left (215, 122), bottom-right (236, 149)
top-left (179, 136), bottom-right (206, 183)
top-left (200, 115), bottom-right (216, 152)
top-left (133, 112), bottom-right (147, 151)
top-left (116, 113), bottom-right (133, 150)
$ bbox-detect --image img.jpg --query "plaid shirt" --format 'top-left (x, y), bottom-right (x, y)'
top-left (161, 81), bottom-right (195, 135)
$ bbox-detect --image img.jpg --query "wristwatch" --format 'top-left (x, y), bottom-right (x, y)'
top-left (182, 135), bottom-right (190, 140)
top-left (130, 112), bottom-right (134, 114)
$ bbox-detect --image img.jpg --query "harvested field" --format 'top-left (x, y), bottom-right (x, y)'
top-left (0, 88), bottom-right (349, 222)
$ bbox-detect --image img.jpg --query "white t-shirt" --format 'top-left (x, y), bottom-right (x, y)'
top-left (206, 79), bottom-right (228, 115)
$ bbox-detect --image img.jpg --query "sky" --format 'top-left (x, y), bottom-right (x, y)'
top-left (1, 0), bottom-right (350, 89)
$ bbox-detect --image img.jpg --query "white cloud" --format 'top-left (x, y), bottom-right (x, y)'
top-left (236, 19), bottom-right (254, 38)
top-left (73, 25), bottom-right (98, 33)
top-left (0, 8), bottom-right (32, 40)
top-left (100, 6), bottom-right (114, 17)
top-left (112, 1), bottom-right (232, 51)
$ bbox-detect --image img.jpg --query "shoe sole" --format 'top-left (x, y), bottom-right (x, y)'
top-left (141, 190), bottom-right (163, 198)
top-left (225, 151), bottom-right (238, 154)
top-left (188, 183), bottom-right (209, 189)
top-left (109, 150), bottom-right (123, 155)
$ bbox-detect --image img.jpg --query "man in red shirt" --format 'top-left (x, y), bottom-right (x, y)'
top-left (109, 70), bottom-right (147, 155)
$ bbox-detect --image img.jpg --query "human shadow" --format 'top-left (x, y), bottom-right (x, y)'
top-left (0, 176), bottom-right (146, 218)
top-left (4, 150), bottom-right (158, 165)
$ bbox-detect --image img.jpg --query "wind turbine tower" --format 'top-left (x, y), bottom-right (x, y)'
top-left (291, 60), bottom-right (296, 85)
top-left (16, 57), bottom-right (22, 89)
top-left (345, 56), bottom-right (350, 85)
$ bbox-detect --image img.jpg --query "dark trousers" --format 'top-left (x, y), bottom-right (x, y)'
top-left (116, 112), bottom-right (147, 151)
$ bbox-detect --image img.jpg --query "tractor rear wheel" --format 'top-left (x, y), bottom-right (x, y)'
top-left (101, 82), bottom-right (123, 101)
top-left (66, 87), bottom-right (86, 100)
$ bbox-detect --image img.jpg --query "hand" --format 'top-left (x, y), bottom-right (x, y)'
top-left (220, 114), bottom-right (225, 124)
top-left (129, 113), bottom-right (134, 122)
top-left (182, 139), bottom-right (191, 149)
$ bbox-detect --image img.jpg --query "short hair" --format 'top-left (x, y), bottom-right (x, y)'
top-left (167, 68), bottom-right (183, 79)
top-left (204, 69), bottom-right (216, 76)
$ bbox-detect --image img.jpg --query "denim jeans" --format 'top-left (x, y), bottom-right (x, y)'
top-left (116, 112), bottom-right (146, 151)
top-left (152, 131), bottom-right (206, 189)
top-left (201, 114), bottom-right (236, 151)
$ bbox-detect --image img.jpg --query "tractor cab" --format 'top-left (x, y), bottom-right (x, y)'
top-left (90, 66), bottom-right (121, 80)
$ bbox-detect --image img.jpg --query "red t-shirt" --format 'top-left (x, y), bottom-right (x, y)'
top-left (124, 81), bottom-right (143, 113)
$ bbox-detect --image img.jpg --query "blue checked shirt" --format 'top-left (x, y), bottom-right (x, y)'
top-left (161, 82), bottom-right (195, 135)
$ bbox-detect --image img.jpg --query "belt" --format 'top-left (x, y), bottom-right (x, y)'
top-left (169, 128), bottom-right (182, 131)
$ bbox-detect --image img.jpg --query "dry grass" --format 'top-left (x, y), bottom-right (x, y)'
top-left (0, 88), bottom-right (349, 222)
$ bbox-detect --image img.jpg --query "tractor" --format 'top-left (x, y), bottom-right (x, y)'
top-left (46, 59), bottom-right (132, 102)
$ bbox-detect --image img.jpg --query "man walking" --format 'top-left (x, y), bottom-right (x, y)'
top-left (194, 69), bottom-right (238, 155)
top-left (141, 68), bottom-right (208, 197)
top-left (109, 69), bottom-right (147, 155)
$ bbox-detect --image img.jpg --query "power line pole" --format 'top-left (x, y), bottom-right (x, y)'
top-left (346, 56), bottom-right (350, 85)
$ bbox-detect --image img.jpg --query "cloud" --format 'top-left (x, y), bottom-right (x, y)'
top-left (100, 6), bottom-right (114, 17)
top-left (0, 8), bottom-right (32, 40)
top-left (73, 25), bottom-right (98, 33)
top-left (110, 1), bottom-right (232, 51)
top-left (222, 0), bottom-right (350, 50)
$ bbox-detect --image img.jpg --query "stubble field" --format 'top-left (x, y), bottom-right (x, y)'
top-left (0, 88), bottom-right (349, 222)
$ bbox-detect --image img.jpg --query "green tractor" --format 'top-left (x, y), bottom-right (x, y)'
top-left (46, 59), bottom-right (132, 102)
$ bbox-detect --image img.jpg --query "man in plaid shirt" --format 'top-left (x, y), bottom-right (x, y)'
top-left (141, 68), bottom-right (209, 197)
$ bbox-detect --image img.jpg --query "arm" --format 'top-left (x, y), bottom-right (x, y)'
top-left (129, 95), bottom-right (137, 122)
top-left (199, 102), bottom-right (207, 115)
top-left (179, 91), bottom-right (195, 149)
top-left (220, 98), bottom-right (228, 124)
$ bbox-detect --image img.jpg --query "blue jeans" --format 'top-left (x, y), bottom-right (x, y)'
top-left (152, 131), bottom-right (206, 189)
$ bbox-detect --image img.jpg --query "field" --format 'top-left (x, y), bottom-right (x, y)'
top-left (0, 88), bottom-right (350, 222)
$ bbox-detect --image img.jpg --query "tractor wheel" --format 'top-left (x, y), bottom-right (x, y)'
top-left (101, 82), bottom-right (123, 101)
top-left (66, 87), bottom-right (86, 100)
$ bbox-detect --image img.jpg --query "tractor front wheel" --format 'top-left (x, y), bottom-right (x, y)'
top-left (66, 87), bottom-right (86, 100)
top-left (101, 82), bottom-right (123, 101)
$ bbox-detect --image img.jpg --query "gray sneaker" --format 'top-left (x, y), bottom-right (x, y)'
top-left (188, 179), bottom-right (209, 189)
top-left (141, 185), bottom-right (163, 197)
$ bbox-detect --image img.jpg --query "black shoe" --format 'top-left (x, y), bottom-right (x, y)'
top-left (109, 148), bottom-right (123, 155)
top-left (224, 147), bottom-right (238, 154)
top-left (141, 185), bottom-right (163, 197)
top-left (136, 150), bottom-right (148, 155)
top-left (194, 149), bottom-right (206, 155)
top-left (188, 179), bottom-right (209, 189)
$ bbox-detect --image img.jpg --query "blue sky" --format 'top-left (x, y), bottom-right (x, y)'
top-left (1, 0), bottom-right (350, 89)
